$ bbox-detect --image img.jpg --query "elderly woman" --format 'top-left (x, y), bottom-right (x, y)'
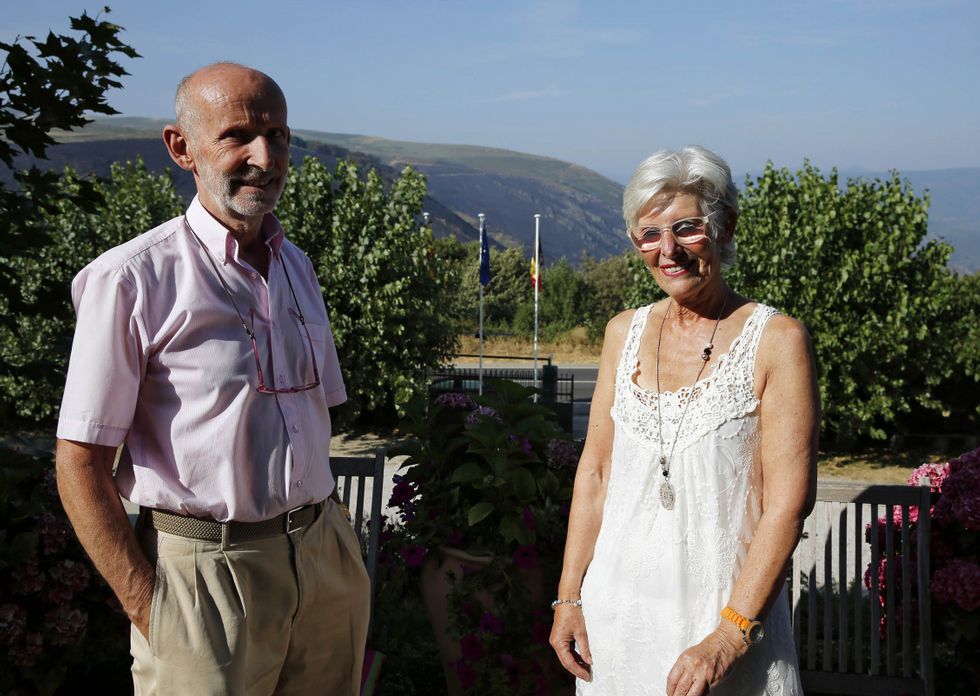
top-left (550, 146), bottom-right (818, 696)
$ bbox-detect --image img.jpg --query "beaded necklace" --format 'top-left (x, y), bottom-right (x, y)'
top-left (654, 293), bottom-right (729, 510)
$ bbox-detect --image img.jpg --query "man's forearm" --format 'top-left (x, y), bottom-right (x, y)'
top-left (55, 439), bottom-right (155, 634)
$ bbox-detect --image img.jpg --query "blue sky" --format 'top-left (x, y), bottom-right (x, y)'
top-left (5, 0), bottom-right (980, 183)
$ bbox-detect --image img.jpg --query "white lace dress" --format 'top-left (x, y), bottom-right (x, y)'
top-left (577, 303), bottom-right (802, 696)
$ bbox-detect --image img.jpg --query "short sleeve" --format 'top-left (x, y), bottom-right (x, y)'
top-left (56, 263), bottom-right (146, 446)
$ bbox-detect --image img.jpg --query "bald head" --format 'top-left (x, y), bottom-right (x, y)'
top-left (174, 62), bottom-right (286, 142)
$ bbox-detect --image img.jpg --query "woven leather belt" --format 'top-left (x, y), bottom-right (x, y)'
top-left (145, 501), bottom-right (325, 544)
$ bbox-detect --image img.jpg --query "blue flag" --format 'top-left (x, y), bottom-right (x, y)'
top-left (479, 220), bottom-right (492, 286)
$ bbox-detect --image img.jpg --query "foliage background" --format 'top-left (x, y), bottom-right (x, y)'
top-left (441, 163), bottom-right (979, 445)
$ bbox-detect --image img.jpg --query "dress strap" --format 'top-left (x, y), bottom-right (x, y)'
top-left (730, 304), bottom-right (780, 381)
top-left (616, 305), bottom-right (653, 385)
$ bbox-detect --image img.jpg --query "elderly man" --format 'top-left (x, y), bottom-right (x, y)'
top-left (55, 62), bottom-right (369, 694)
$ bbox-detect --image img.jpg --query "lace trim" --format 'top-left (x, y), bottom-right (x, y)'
top-left (612, 303), bottom-right (778, 452)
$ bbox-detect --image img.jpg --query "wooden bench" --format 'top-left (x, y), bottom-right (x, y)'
top-left (332, 448), bottom-right (387, 638)
top-left (789, 481), bottom-right (934, 696)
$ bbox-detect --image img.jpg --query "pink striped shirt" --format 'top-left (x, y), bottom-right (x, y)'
top-left (57, 197), bottom-right (346, 522)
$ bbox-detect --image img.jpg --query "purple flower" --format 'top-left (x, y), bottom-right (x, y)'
top-left (459, 633), bottom-right (486, 661)
top-left (399, 545), bottom-right (428, 567)
top-left (479, 611), bottom-right (505, 635)
top-left (546, 438), bottom-right (579, 470)
top-left (512, 544), bottom-right (539, 570)
top-left (389, 480), bottom-right (416, 506)
top-left (10, 631), bottom-right (43, 668)
top-left (456, 661), bottom-right (478, 689)
top-left (447, 530), bottom-right (465, 547)
top-left (522, 507), bottom-right (537, 531)
top-left (36, 512), bottom-right (71, 555)
top-left (0, 604), bottom-right (28, 646)
top-left (11, 562), bottom-right (43, 595)
top-left (520, 437), bottom-right (534, 457)
top-left (43, 606), bottom-right (88, 646)
top-left (465, 406), bottom-right (501, 428)
top-left (435, 392), bottom-right (476, 410)
top-left (932, 559), bottom-right (980, 611)
top-left (934, 449), bottom-right (980, 530)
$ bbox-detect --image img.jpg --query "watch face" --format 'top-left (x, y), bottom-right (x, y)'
top-left (747, 622), bottom-right (765, 644)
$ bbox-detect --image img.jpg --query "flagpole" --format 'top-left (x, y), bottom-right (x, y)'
top-left (478, 213), bottom-right (486, 396)
top-left (533, 214), bottom-right (541, 402)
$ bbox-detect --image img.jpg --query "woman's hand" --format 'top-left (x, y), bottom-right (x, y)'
top-left (665, 625), bottom-right (747, 696)
top-left (550, 605), bottom-right (592, 681)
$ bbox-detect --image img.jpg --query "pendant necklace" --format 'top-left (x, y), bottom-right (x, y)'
top-left (655, 292), bottom-right (729, 510)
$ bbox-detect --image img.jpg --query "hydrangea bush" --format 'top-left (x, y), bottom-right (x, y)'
top-left (376, 380), bottom-right (580, 694)
top-left (0, 451), bottom-right (130, 694)
top-left (864, 447), bottom-right (980, 693)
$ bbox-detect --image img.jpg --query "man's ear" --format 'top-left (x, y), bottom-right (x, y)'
top-left (163, 124), bottom-right (196, 173)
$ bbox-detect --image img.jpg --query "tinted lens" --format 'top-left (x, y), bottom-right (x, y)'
top-left (672, 218), bottom-right (706, 238)
top-left (634, 227), bottom-right (662, 247)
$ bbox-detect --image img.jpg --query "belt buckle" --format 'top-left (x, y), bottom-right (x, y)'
top-left (286, 505), bottom-right (307, 534)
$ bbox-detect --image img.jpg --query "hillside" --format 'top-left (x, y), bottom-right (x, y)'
top-left (36, 117), bottom-right (980, 270)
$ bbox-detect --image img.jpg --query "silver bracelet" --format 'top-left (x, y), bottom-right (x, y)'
top-left (551, 598), bottom-right (583, 610)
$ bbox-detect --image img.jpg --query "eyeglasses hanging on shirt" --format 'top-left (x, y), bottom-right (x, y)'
top-left (190, 230), bottom-right (321, 394)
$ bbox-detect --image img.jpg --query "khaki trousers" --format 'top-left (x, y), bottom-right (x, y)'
top-left (131, 500), bottom-right (370, 695)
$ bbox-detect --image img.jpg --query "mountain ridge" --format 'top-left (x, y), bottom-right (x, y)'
top-left (42, 117), bottom-right (980, 271)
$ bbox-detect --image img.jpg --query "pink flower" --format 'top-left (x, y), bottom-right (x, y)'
top-left (908, 460), bottom-right (951, 492)
top-left (399, 545), bottom-right (428, 567)
top-left (512, 544), bottom-right (539, 570)
top-left (932, 559), bottom-right (980, 611)
top-left (460, 633), bottom-right (485, 661)
top-left (479, 611), bottom-right (505, 635)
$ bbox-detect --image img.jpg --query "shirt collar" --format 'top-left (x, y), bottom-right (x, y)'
top-left (185, 195), bottom-right (285, 265)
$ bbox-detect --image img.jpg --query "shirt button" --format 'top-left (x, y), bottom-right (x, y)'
top-left (291, 424), bottom-right (300, 433)
top-left (250, 272), bottom-right (258, 281)
top-left (296, 480), bottom-right (303, 488)
top-left (279, 374), bottom-right (286, 383)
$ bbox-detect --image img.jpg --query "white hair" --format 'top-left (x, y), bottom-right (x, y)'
top-left (623, 145), bottom-right (738, 267)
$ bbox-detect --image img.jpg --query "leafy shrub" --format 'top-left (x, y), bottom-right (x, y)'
top-left (377, 381), bottom-right (580, 693)
top-left (0, 450), bottom-right (130, 694)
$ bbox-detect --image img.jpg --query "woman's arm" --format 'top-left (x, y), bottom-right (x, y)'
top-left (666, 315), bottom-right (819, 696)
top-left (550, 310), bottom-right (631, 681)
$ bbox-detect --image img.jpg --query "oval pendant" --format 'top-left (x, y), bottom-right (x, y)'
top-left (659, 480), bottom-right (675, 510)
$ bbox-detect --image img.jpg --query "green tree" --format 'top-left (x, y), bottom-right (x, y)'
top-left (276, 157), bottom-right (459, 424)
top-left (513, 257), bottom-right (584, 340)
top-left (0, 9), bottom-right (139, 431)
top-left (0, 161), bottom-right (183, 426)
top-left (729, 162), bottom-right (967, 442)
top-left (1, 9), bottom-right (139, 310)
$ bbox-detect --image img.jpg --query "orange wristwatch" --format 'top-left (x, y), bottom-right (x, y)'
top-left (721, 606), bottom-right (765, 646)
